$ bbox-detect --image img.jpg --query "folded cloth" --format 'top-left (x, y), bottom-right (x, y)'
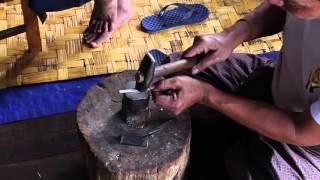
top-left (29, 0), bottom-right (91, 22)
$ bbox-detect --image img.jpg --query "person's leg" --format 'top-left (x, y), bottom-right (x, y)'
top-left (83, 0), bottom-right (132, 48)
top-left (183, 53), bottom-right (275, 179)
top-left (221, 67), bottom-right (275, 179)
top-left (224, 133), bottom-right (276, 180)
top-left (225, 134), bottom-right (320, 180)
top-left (209, 54), bottom-right (319, 180)
top-left (215, 55), bottom-right (276, 180)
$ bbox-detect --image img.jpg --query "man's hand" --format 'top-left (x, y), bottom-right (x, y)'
top-left (152, 76), bottom-right (209, 115)
top-left (183, 3), bottom-right (286, 74)
top-left (183, 33), bottom-right (235, 74)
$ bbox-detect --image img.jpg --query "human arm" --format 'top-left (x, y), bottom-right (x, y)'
top-left (152, 76), bottom-right (320, 146)
top-left (202, 82), bottom-right (320, 146)
top-left (183, 2), bottom-right (286, 74)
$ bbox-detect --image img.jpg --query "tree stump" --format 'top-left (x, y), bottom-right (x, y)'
top-left (77, 71), bottom-right (191, 180)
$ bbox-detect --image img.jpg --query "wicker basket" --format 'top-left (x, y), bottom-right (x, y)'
top-left (0, 0), bottom-right (282, 88)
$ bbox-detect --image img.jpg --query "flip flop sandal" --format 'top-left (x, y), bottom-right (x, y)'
top-left (148, 49), bottom-right (168, 65)
top-left (141, 3), bottom-right (209, 33)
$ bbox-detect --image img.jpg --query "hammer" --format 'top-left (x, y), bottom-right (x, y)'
top-left (121, 52), bottom-right (197, 128)
top-left (135, 52), bottom-right (198, 91)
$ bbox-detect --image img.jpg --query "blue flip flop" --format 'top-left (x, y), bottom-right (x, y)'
top-left (141, 3), bottom-right (209, 33)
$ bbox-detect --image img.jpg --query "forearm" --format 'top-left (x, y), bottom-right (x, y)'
top-left (201, 84), bottom-right (318, 146)
top-left (223, 2), bottom-right (286, 49)
top-left (244, 2), bottom-right (286, 40)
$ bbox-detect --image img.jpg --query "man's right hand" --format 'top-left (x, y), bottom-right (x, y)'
top-left (183, 32), bottom-right (235, 74)
top-left (183, 3), bottom-right (286, 74)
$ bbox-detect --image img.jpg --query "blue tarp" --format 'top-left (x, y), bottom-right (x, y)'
top-left (0, 76), bottom-right (105, 124)
top-left (0, 52), bottom-right (280, 125)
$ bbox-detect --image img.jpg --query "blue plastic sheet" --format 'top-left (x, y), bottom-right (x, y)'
top-left (0, 52), bottom-right (279, 124)
top-left (0, 76), bottom-right (105, 124)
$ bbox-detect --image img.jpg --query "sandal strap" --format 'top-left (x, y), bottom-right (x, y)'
top-left (158, 3), bottom-right (196, 26)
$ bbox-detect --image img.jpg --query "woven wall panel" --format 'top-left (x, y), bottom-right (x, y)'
top-left (0, 0), bottom-right (282, 88)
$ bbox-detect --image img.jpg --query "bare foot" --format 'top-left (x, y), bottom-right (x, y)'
top-left (83, 0), bottom-right (117, 47)
top-left (83, 0), bottom-right (132, 48)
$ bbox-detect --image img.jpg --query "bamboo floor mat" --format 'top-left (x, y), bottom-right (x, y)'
top-left (0, 0), bottom-right (282, 88)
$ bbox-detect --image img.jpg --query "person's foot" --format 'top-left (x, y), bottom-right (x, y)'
top-left (83, 0), bottom-right (132, 48)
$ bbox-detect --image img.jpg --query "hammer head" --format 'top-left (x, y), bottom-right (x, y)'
top-left (135, 52), bottom-right (156, 91)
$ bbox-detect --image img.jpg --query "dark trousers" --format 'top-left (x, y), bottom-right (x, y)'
top-left (186, 53), bottom-right (275, 180)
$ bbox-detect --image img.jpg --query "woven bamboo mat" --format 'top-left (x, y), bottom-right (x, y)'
top-left (0, 0), bottom-right (282, 88)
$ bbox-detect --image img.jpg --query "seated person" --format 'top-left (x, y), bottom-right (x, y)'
top-left (152, 0), bottom-right (320, 179)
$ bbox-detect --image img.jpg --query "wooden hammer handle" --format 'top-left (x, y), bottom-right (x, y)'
top-left (154, 58), bottom-right (197, 78)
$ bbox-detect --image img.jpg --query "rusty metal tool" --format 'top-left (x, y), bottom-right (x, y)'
top-left (120, 118), bottom-right (175, 147)
top-left (121, 81), bottom-right (150, 128)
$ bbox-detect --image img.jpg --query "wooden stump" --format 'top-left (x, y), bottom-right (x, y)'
top-left (77, 71), bottom-right (191, 180)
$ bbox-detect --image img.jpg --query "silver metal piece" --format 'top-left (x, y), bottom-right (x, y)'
top-left (119, 89), bottom-right (140, 94)
top-left (119, 88), bottom-right (152, 94)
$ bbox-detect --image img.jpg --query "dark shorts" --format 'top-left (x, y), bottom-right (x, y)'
top-left (180, 53), bottom-right (320, 180)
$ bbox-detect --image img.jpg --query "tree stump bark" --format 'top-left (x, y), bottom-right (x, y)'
top-left (77, 71), bottom-right (191, 180)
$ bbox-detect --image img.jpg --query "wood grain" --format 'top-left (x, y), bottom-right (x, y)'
top-left (77, 71), bottom-right (191, 179)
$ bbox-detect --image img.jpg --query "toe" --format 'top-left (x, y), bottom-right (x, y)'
top-left (83, 27), bottom-right (90, 37)
top-left (90, 32), bottom-right (111, 48)
top-left (85, 33), bottom-right (97, 43)
top-left (94, 20), bottom-right (105, 33)
top-left (88, 19), bottom-right (99, 32)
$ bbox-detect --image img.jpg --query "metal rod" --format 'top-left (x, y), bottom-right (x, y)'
top-left (0, 25), bottom-right (26, 40)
